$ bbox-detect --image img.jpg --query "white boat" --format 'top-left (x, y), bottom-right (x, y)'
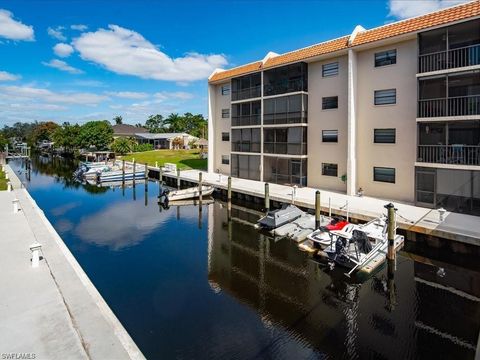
top-left (306, 217), bottom-right (353, 249)
top-left (322, 216), bottom-right (404, 275)
top-left (166, 185), bottom-right (214, 201)
top-left (257, 204), bottom-right (304, 230)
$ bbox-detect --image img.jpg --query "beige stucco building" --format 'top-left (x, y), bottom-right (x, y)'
top-left (208, 1), bottom-right (480, 215)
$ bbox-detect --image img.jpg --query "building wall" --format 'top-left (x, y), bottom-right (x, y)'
top-left (307, 55), bottom-right (349, 192)
top-left (356, 39), bottom-right (417, 203)
top-left (212, 81), bottom-right (232, 174)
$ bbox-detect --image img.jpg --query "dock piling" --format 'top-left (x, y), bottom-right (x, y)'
top-left (315, 190), bottom-right (321, 229)
top-left (155, 161), bottom-right (158, 168)
top-left (385, 203), bottom-right (397, 262)
top-left (177, 169), bottom-right (181, 189)
top-left (132, 159), bottom-right (136, 188)
top-left (328, 197), bottom-right (332, 217)
top-left (264, 183), bottom-right (270, 213)
top-left (7, 182), bottom-right (12, 192)
top-left (144, 162), bottom-right (148, 179)
top-left (199, 172), bottom-right (203, 205)
top-left (122, 160), bottom-right (125, 185)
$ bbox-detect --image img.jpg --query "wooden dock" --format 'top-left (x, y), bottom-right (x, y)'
top-left (137, 164), bottom-right (480, 248)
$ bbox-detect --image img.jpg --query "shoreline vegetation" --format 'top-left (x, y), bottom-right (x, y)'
top-left (0, 169), bottom-right (7, 191)
top-left (119, 149), bottom-right (207, 170)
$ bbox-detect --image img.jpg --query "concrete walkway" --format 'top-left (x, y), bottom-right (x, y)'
top-left (155, 167), bottom-right (480, 246)
top-left (0, 166), bottom-right (145, 360)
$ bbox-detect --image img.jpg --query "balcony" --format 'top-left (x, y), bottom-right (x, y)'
top-left (264, 111), bottom-right (308, 125)
top-left (417, 145), bottom-right (480, 166)
top-left (231, 86), bottom-right (261, 101)
top-left (231, 141), bottom-right (260, 153)
top-left (417, 95), bottom-right (480, 118)
top-left (263, 79), bottom-right (307, 97)
top-left (264, 142), bottom-right (307, 155)
top-left (418, 44), bottom-right (480, 73)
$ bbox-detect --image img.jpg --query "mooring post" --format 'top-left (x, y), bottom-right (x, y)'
top-left (328, 197), bottom-right (332, 217)
top-left (385, 203), bottom-right (396, 262)
top-left (144, 162), bottom-right (148, 179)
top-left (155, 161), bottom-right (158, 168)
top-left (346, 201), bottom-right (349, 222)
top-left (132, 159), bottom-right (136, 187)
top-left (315, 190), bottom-right (321, 229)
top-left (177, 168), bottom-right (181, 189)
top-left (29, 242), bottom-right (42, 268)
top-left (122, 160), bottom-right (125, 185)
top-left (264, 183), bottom-right (270, 213)
top-left (198, 172), bottom-right (203, 208)
top-left (7, 182), bottom-right (12, 192)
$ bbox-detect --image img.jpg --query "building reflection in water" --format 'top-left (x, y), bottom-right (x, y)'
top-left (207, 202), bottom-right (480, 359)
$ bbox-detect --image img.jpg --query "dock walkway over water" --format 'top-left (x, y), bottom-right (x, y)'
top-left (149, 166), bottom-right (480, 247)
top-left (0, 165), bottom-right (144, 360)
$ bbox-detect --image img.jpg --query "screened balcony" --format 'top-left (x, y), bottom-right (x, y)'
top-left (417, 121), bottom-right (480, 165)
top-left (418, 72), bottom-right (480, 117)
top-left (264, 127), bottom-right (307, 155)
top-left (418, 19), bottom-right (480, 73)
top-left (263, 63), bottom-right (308, 97)
top-left (263, 94), bottom-right (308, 125)
top-left (231, 128), bottom-right (261, 153)
top-left (231, 73), bottom-right (261, 101)
top-left (231, 101), bottom-right (261, 126)
top-left (264, 157), bottom-right (307, 186)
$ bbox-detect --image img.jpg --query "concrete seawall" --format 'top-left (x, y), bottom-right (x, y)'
top-left (0, 164), bottom-right (145, 360)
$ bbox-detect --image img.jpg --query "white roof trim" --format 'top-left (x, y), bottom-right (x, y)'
top-left (348, 25), bottom-right (366, 45)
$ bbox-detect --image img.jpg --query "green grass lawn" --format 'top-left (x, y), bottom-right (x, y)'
top-left (0, 170), bottom-right (7, 191)
top-left (120, 149), bottom-right (207, 170)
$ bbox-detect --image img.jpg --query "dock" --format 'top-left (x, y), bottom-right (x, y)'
top-left (0, 165), bottom-right (145, 360)
top-left (142, 165), bottom-right (480, 247)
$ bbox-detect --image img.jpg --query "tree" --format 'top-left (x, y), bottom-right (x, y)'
top-left (164, 113), bottom-right (183, 132)
top-left (30, 121), bottom-right (59, 144)
top-left (164, 112), bottom-right (207, 138)
top-left (145, 114), bottom-right (166, 133)
top-left (77, 120), bottom-right (113, 150)
top-left (113, 115), bottom-right (123, 125)
top-left (52, 122), bottom-right (81, 153)
top-left (0, 133), bottom-right (8, 151)
top-left (111, 137), bottom-right (135, 155)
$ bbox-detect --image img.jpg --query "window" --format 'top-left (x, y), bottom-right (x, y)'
top-left (374, 129), bottom-right (396, 143)
top-left (221, 155), bottom-right (229, 165)
top-left (374, 167), bottom-right (395, 183)
top-left (322, 130), bottom-right (338, 142)
top-left (221, 132), bottom-right (230, 141)
top-left (263, 94), bottom-right (308, 124)
top-left (263, 127), bottom-right (307, 155)
top-left (263, 62), bottom-right (308, 96)
top-left (375, 49), bottom-right (397, 67)
top-left (322, 62), bottom-right (338, 77)
top-left (222, 109), bottom-right (230, 118)
top-left (322, 96), bottom-right (338, 109)
top-left (231, 154), bottom-right (261, 180)
top-left (221, 85), bottom-right (230, 95)
top-left (322, 163), bottom-right (338, 177)
top-left (374, 89), bottom-right (396, 105)
top-left (231, 128), bottom-right (261, 152)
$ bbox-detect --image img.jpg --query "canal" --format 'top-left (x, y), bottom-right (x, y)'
top-left (10, 157), bottom-right (480, 360)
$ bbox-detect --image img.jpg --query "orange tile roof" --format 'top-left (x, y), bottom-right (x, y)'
top-left (209, 61), bottom-right (263, 82)
top-left (209, 0), bottom-right (480, 83)
top-left (352, 0), bottom-right (480, 46)
top-left (263, 36), bottom-right (350, 69)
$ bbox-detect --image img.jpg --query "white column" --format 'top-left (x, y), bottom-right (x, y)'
top-left (207, 84), bottom-right (216, 174)
top-left (260, 71), bottom-right (264, 182)
top-left (347, 49), bottom-right (358, 196)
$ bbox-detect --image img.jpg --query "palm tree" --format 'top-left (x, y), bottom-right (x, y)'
top-left (165, 113), bottom-right (183, 132)
top-left (113, 115), bottom-right (123, 125)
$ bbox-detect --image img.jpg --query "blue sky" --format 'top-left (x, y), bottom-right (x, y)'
top-left (0, 0), bottom-right (468, 126)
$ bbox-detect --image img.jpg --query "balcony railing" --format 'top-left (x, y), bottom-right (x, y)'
top-left (231, 142), bottom-right (261, 153)
top-left (263, 111), bottom-right (308, 125)
top-left (417, 145), bottom-right (480, 165)
top-left (231, 86), bottom-right (261, 101)
top-left (231, 114), bottom-right (261, 127)
top-left (263, 79), bottom-right (307, 97)
top-left (417, 95), bottom-right (480, 117)
top-left (264, 142), bottom-right (307, 155)
top-left (418, 44), bottom-right (480, 73)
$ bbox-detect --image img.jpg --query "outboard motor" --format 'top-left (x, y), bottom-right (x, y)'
top-left (353, 230), bottom-right (372, 254)
top-left (158, 188), bottom-right (170, 206)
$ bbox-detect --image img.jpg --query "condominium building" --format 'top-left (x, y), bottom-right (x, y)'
top-left (207, 1), bottom-right (480, 215)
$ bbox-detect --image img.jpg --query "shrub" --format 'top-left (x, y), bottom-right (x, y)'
top-left (133, 143), bottom-right (154, 152)
top-left (111, 137), bottom-right (135, 155)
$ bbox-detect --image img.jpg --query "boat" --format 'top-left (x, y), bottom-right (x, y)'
top-left (306, 217), bottom-right (351, 249)
top-left (164, 185), bottom-right (214, 201)
top-left (322, 216), bottom-right (404, 275)
top-left (273, 214), bottom-right (332, 242)
top-left (257, 204), bottom-right (304, 230)
top-left (95, 169), bottom-right (146, 183)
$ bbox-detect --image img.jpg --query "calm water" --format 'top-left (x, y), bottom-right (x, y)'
top-left (10, 157), bottom-right (480, 360)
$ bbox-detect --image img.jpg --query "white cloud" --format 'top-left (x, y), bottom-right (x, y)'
top-left (47, 26), bottom-right (66, 41)
top-left (71, 24), bottom-right (88, 31)
top-left (53, 43), bottom-right (74, 57)
top-left (0, 9), bottom-right (34, 41)
top-left (105, 91), bottom-right (149, 99)
top-left (0, 85), bottom-right (108, 105)
top-left (0, 70), bottom-right (20, 81)
top-left (72, 24), bottom-right (228, 82)
top-left (388, 0), bottom-right (468, 19)
top-left (72, 79), bottom-right (106, 87)
top-left (42, 59), bottom-right (84, 74)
